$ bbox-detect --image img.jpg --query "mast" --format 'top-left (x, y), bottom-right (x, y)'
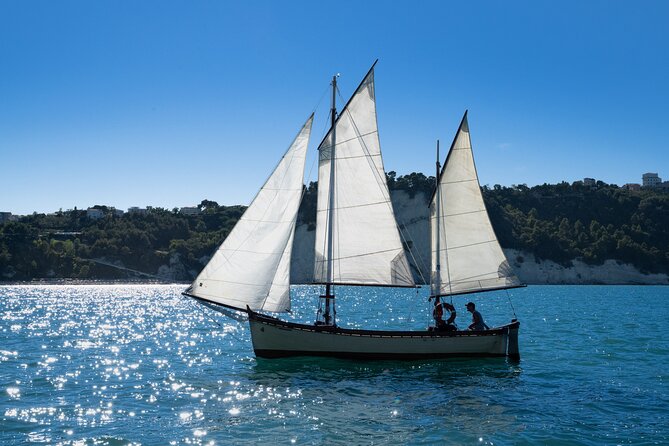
top-left (312, 61), bottom-right (414, 320)
top-left (432, 140), bottom-right (441, 298)
top-left (323, 74), bottom-right (337, 325)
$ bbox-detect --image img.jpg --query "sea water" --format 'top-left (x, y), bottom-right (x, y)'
top-left (1, 284), bottom-right (668, 445)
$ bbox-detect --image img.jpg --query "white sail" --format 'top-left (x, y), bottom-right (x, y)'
top-left (314, 66), bottom-right (414, 287)
top-left (189, 115), bottom-right (313, 312)
top-left (430, 112), bottom-right (521, 296)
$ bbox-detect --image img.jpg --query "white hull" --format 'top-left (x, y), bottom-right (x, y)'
top-left (248, 310), bottom-right (520, 360)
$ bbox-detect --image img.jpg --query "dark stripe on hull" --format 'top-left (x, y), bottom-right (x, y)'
top-left (254, 350), bottom-right (507, 360)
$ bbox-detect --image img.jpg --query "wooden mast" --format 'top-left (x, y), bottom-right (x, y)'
top-left (323, 74), bottom-right (337, 325)
top-left (433, 140), bottom-right (441, 300)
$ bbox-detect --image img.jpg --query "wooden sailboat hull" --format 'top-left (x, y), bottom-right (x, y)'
top-left (247, 310), bottom-right (520, 360)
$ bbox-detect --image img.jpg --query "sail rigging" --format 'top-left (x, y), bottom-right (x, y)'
top-left (430, 111), bottom-right (522, 297)
top-left (188, 115), bottom-right (314, 312)
top-left (314, 64), bottom-right (415, 287)
top-left (185, 65), bottom-right (523, 361)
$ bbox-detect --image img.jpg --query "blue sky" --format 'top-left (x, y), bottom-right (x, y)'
top-left (1, 1), bottom-right (668, 214)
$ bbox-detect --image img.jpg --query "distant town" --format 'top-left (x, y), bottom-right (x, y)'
top-left (0, 172), bottom-right (667, 224)
top-left (578, 172), bottom-right (666, 191)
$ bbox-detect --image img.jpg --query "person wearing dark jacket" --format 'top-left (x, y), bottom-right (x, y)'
top-left (466, 302), bottom-right (488, 330)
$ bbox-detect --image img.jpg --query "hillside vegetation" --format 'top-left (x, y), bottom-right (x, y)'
top-left (1, 175), bottom-right (668, 281)
top-left (0, 203), bottom-right (243, 281)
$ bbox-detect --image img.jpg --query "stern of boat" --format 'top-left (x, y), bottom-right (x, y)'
top-left (506, 319), bottom-right (520, 361)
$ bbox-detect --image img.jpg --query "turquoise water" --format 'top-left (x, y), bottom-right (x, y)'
top-left (1, 284), bottom-right (668, 445)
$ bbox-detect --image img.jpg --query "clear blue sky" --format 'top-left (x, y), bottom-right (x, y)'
top-left (1, 0), bottom-right (668, 214)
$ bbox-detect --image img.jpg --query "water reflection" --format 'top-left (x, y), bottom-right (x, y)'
top-left (244, 356), bottom-right (525, 444)
top-left (251, 355), bottom-right (521, 382)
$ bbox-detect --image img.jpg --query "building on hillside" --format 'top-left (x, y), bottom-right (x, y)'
top-left (0, 212), bottom-right (12, 223)
top-left (52, 231), bottom-right (83, 239)
top-left (583, 177), bottom-right (596, 187)
top-left (180, 206), bottom-right (201, 216)
top-left (128, 207), bottom-right (147, 215)
top-left (659, 181), bottom-right (669, 190)
top-left (113, 209), bottom-right (124, 217)
top-left (86, 208), bottom-right (104, 219)
top-left (623, 183), bottom-right (641, 191)
top-left (642, 172), bottom-right (662, 187)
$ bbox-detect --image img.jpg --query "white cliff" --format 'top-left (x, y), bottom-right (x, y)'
top-left (290, 189), bottom-right (669, 286)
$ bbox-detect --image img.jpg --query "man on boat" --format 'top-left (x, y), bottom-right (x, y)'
top-left (432, 297), bottom-right (445, 328)
top-left (466, 302), bottom-right (488, 331)
top-left (431, 298), bottom-right (457, 331)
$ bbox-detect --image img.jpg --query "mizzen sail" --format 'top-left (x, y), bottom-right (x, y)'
top-left (430, 112), bottom-right (521, 297)
top-left (189, 115), bottom-right (313, 312)
top-left (314, 65), bottom-right (414, 287)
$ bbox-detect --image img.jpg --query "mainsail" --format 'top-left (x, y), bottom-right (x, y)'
top-left (430, 112), bottom-right (521, 297)
top-left (313, 65), bottom-right (414, 287)
top-left (189, 115), bottom-right (313, 312)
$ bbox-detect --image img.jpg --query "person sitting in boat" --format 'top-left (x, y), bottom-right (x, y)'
top-left (466, 302), bottom-right (489, 331)
top-left (441, 301), bottom-right (457, 331)
top-left (431, 297), bottom-right (444, 330)
top-left (431, 298), bottom-right (457, 331)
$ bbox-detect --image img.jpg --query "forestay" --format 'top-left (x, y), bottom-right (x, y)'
top-left (430, 112), bottom-right (521, 297)
top-left (189, 115), bottom-right (313, 312)
top-left (314, 66), bottom-right (414, 287)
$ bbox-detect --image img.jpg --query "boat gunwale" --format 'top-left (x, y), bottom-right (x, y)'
top-left (247, 307), bottom-right (519, 339)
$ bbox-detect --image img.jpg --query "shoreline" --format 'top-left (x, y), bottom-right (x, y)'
top-left (0, 278), bottom-right (189, 286)
top-left (1, 279), bottom-right (667, 287)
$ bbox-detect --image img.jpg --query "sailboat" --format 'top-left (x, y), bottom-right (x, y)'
top-left (184, 62), bottom-right (524, 360)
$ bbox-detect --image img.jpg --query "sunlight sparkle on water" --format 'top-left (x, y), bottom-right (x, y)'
top-left (6, 387), bottom-right (20, 399)
top-left (1, 284), bottom-right (669, 445)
